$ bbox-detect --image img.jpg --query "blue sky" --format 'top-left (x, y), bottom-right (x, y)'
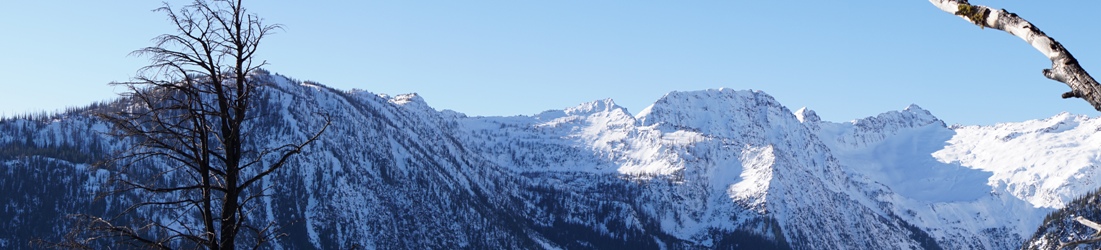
top-left (3, 1), bottom-right (1101, 125)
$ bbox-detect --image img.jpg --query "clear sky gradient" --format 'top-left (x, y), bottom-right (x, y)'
top-left (3, 1), bottom-right (1101, 125)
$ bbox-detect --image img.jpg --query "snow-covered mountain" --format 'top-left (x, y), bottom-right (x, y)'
top-left (1, 71), bottom-right (1099, 249)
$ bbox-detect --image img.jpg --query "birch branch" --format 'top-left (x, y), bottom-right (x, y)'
top-left (929, 0), bottom-right (1101, 112)
top-left (1057, 216), bottom-right (1101, 249)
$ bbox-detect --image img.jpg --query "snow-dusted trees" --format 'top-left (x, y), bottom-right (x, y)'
top-left (928, 0), bottom-right (1101, 248)
top-left (64, 0), bottom-right (328, 249)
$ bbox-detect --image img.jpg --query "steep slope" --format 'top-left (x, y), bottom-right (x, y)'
top-left (0, 74), bottom-right (544, 249)
top-left (935, 113), bottom-right (1101, 209)
top-left (456, 89), bottom-right (944, 249)
top-left (632, 90), bottom-right (934, 249)
top-left (807, 105), bottom-right (1045, 249)
top-left (955, 114), bottom-right (1101, 250)
top-left (249, 78), bottom-right (542, 249)
top-left (0, 110), bottom-right (116, 249)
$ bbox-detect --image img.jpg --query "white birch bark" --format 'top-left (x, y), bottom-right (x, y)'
top-left (929, 0), bottom-right (1101, 112)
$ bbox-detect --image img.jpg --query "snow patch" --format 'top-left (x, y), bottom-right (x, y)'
top-left (729, 145), bottom-right (774, 212)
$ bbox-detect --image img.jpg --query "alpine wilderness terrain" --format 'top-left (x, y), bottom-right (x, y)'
top-left (3, 71), bottom-right (1101, 249)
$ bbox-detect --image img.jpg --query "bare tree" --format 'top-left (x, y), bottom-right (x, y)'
top-left (66, 0), bottom-right (329, 249)
top-left (928, 0), bottom-right (1101, 249)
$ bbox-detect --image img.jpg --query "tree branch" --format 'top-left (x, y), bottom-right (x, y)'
top-left (929, 0), bottom-right (1101, 112)
top-left (238, 113), bottom-right (330, 190)
top-left (1058, 216), bottom-right (1101, 249)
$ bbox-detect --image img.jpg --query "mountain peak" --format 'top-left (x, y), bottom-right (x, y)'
top-left (564, 98), bottom-right (626, 116)
top-left (636, 88), bottom-right (798, 136)
top-left (902, 104), bottom-right (937, 120)
top-left (826, 104), bottom-right (946, 150)
top-left (386, 93), bottom-right (438, 115)
top-left (637, 88), bottom-right (779, 118)
top-left (388, 93), bottom-right (424, 105)
top-left (795, 107), bottom-right (821, 123)
top-left (851, 104), bottom-right (942, 128)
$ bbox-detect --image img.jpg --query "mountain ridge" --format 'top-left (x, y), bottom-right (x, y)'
top-left (0, 72), bottom-right (1098, 249)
